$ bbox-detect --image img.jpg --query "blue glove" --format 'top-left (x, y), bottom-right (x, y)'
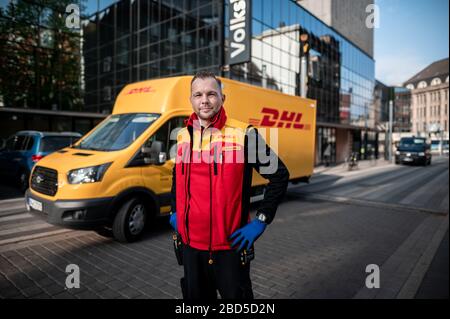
top-left (169, 212), bottom-right (177, 231)
top-left (229, 219), bottom-right (267, 251)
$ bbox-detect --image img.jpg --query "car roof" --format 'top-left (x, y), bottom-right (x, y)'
top-left (15, 131), bottom-right (82, 137)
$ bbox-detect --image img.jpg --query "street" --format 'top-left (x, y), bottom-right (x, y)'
top-left (0, 157), bottom-right (448, 299)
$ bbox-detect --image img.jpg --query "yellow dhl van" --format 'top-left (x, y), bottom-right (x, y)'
top-left (25, 76), bottom-right (316, 242)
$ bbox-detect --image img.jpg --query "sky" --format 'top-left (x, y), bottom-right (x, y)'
top-left (375, 0), bottom-right (449, 86)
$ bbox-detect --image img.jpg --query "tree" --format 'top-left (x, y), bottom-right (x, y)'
top-left (0, 0), bottom-right (86, 110)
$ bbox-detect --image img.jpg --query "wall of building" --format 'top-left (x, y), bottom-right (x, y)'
top-left (297, 0), bottom-right (374, 57)
top-left (411, 82), bottom-right (449, 138)
top-left (296, 0), bottom-right (333, 25)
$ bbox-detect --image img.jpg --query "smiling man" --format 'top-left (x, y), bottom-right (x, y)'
top-left (170, 71), bottom-right (289, 300)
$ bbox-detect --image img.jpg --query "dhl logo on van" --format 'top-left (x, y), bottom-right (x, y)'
top-left (125, 86), bottom-right (155, 95)
top-left (249, 107), bottom-right (311, 130)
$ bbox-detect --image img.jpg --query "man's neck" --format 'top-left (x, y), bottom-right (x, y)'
top-left (199, 118), bottom-right (211, 128)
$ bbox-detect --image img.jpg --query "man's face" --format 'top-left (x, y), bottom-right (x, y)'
top-left (190, 77), bottom-right (225, 122)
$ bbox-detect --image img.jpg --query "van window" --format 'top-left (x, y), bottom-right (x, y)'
top-left (39, 136), bottom-right (79, 153)
top-left (145, 116), bottom-right (186, 157)
top-left (75, 113), bottom-right (160, 151)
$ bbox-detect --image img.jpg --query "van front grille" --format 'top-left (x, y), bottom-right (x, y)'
top-left (31, 166), bottom-right (58, 196)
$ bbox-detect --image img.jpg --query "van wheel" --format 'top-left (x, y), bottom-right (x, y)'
top-left (112, 197), bottom-right (147, 243)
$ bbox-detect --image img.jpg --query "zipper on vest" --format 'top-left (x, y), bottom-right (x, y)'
top-left (184, 142), bottom-right (192, 245)
top-left (181, 146), bottom-right (188, 175)
top-left (208, 134), bottom-right (214, 265)
top-left (213, 146), bottom-right (218, 175)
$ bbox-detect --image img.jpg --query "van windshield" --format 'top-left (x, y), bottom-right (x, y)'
top-left (74, 113), bottom-right (160, 151)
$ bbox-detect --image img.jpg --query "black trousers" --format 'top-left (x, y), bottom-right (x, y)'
top-left (181, 245), bottom-right (254, 300)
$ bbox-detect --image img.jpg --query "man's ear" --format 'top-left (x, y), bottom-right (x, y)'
top-left (222, 94), bottom-right (226, 104)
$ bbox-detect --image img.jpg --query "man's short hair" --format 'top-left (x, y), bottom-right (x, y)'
top-left (191, 71), bottom-right (222, 94)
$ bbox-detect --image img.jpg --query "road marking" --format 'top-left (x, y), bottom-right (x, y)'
top-left (0, 213), bottom-right (33, 222)
top-left (0, 229), bottom-right (73, 247)
top-left (0, 223), bottom-right (57, 236)
top-left (353, 214), bottom-right (448, 299)
top-left (288, 191), bottom-right (449, 216)
top-left (397, 215), bottom-right (449, 298)
top-left (399, 168), bottom-right (449, 206)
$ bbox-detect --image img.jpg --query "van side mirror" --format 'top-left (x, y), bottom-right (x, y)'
top-left (141, 141), bottom-right (166, 165)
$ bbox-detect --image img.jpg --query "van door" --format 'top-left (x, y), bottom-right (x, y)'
top-left (141, 116), bottom-right (186, 214)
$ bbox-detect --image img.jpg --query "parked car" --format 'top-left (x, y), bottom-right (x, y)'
top-left (0, 131), bottom-right (81, 192)
top-left (395, 137), bottom-right (432, 166)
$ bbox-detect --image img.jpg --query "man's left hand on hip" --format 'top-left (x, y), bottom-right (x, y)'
top-left (229, 219), bottom-right (267, 251)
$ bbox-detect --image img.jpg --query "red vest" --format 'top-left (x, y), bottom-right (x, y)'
top-left (175, 107), bottom-right (251, 251)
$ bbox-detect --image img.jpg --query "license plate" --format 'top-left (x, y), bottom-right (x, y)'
top-left (29, 198), bottom-right (42, 211)
top-left (403, 158), bottom-right (413, 162)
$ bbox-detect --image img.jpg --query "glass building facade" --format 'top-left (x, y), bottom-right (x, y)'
top-left (82, 0), bottom-right (376, 164)
top-left (1, 0), bottom-right (377, 163)
top-left (82, 0), bottom-right (223, 113)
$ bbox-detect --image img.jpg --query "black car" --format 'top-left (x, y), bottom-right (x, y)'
top-left (395, 137), bottom-right (432, 166)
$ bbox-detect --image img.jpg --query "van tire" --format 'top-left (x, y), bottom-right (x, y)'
top-left (112, 197), bottom-right (147, 243)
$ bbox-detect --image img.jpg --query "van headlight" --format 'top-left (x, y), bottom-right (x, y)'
top-left (395, 151), bottom-right (400, 155)
top-left (67, 163), bottom-right (112, 184)
top-left (418, 152), bottom-right (425, 156)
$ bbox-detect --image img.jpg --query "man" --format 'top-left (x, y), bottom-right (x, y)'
top-left (170, 71), bottom-right (289, 299)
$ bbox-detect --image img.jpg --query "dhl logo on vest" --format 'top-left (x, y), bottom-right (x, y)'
top-left (249, 107), bottom-right (311, 130)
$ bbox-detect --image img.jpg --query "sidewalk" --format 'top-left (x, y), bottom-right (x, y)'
top-left (313, 158), bottom-right (393, 175)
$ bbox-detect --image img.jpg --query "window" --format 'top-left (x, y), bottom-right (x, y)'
top-left (103, 56), bottom-right (112, 72)
top-left (39, 136), bottom-right (80, 153)
top-left (75, 113), bottom-right (160, 151)
top-left (418, 81), bottom-right (427, 89)
top-left (406, 84), bottom-right (414, 90)
top-left (144, 116), bottom-right (187, 160)
top-left (9, 135), bottom-right (28, 151)
top-left (431, 78), bottom-right (442, 86)
top-left (25, 136), bottom-right (35, 150)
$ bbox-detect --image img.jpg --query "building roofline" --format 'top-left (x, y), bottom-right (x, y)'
top-left (403, 57), bottom-right (449, 86)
